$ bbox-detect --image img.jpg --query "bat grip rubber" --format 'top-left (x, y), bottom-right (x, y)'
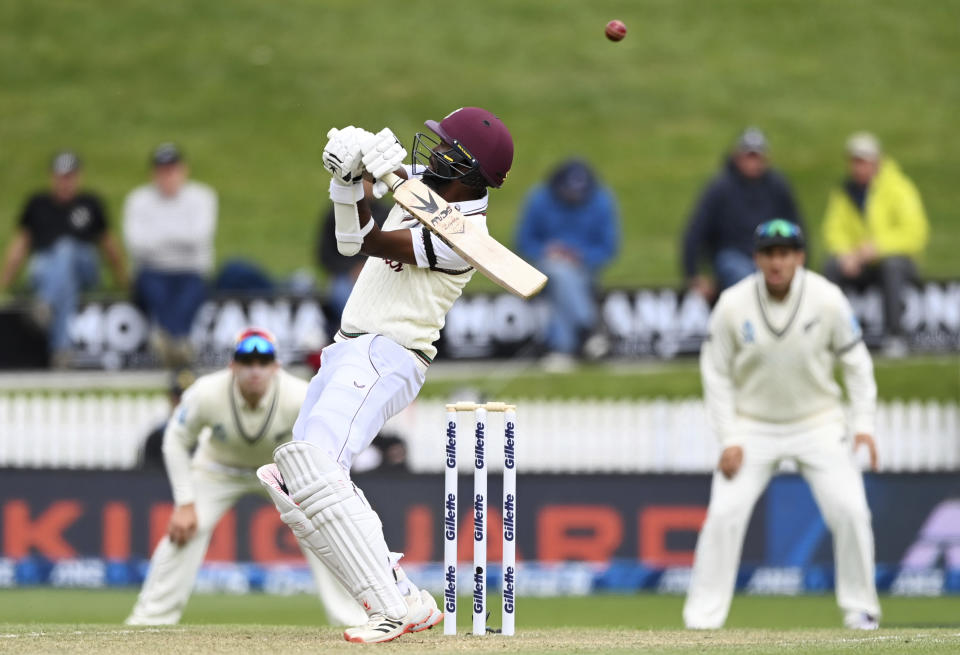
top-left (379, 172), bottom-right (403, 192)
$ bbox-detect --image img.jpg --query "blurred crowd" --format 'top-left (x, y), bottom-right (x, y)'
top-left (1, 144), bottom-right (220, 368)
top-left (0, 128), bottom-right (930, 369)
top-left (681, 128), bottom-right (928, 359)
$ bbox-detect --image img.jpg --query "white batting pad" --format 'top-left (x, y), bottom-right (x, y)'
top-left (256, 464), bottom-right (367, 626)
top-left (256, 465), bottom-right (347, 580)
top-left (273, 441), bottom-right (406, 620)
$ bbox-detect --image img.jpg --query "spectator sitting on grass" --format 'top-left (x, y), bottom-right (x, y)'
top-left (123, 143), bottom-right (216, 367)
top-left (822, 132), bottom-right (929, 358)
top-left (0, 151), bottom-right (127, 367)
top-left (516, 159), bottom-right (619, 371)
top-left (682, 127), bottom-right (804, 301)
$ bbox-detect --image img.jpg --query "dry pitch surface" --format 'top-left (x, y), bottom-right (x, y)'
top-left (2, 626), bottom-right (960, 655)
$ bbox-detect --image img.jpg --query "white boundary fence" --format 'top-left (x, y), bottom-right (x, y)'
top-left (0, 394), bottom-right (957, 472)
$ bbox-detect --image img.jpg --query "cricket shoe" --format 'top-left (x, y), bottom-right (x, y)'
top-left (844, 611), bottom-right (879, 630)
top-left (389, 558), bottom-right (441, 632)
top-left (343, 590), bottom-right (434, 643)
top-left (408, 590), bottom-right (443, 633)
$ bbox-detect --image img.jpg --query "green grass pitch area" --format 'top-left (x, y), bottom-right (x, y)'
top-left (1, 591), bottom-right (958, 654)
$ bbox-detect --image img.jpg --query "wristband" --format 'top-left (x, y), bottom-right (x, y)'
top-left (328, 178), bottom-right (365, 204)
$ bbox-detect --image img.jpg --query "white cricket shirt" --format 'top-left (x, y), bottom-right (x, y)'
top-left (700, 268), bottom-right (876, 446)
top-left (123, 181), bottom-right (217, 274)
top-left (338, 173), bottom-right (487, 366)
top-left (162, 368), bottom-right (308, 505)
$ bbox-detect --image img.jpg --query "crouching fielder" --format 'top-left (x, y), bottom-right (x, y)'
top-left (683, 220), bottom-right (881, 631)
top-left (127, 329), bottom-right (365, 626)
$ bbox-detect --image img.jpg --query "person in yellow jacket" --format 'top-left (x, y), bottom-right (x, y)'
top-left (822, 132), bottom-right (929, 357)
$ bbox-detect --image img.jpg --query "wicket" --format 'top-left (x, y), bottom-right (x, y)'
top-left (444, 401), bottom-right (517, 637)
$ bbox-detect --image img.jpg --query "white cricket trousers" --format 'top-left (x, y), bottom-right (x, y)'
top-left (683, 417), bottom-right (880, 628)
top-left (292, 334), bottom-right (425, 469)
top-left (127, 466), bottom-right (365, 626)
top-left (286, 334), bottom-right (425, 604)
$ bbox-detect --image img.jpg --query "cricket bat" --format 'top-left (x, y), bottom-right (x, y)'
top-left (380, 172), bottom-right (548, 299)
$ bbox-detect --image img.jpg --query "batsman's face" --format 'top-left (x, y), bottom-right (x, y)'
top-left (420, 140), bottom-right (457, 193)
top-left (755, 246), bottom-right (805, 295)
top-left (231, 360), bottom-right (278, 399)
top-left (428, 140), bottom-right (457, 174)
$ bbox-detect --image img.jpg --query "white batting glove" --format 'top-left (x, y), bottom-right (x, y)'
top-left (361, 128), bottom-right (407, 180)
top-left (323, 126), bottom-right (375, 204)
top-left (322, 126), bottom-right (371, 185)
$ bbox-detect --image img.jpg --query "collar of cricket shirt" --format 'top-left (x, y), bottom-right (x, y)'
top-left (409, 167), bottom-right (488, 217)
top-left (754, 267), bottom-right (806, 339)
top-left (229, 374), bottom-right (279, 443)
top-left (450, 192), bottom-right (488, 218)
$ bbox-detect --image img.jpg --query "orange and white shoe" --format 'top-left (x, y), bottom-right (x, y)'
top-left (343, 590), bottom-right (435, 643)
top-left (409, 590), bottom-right (443, 633)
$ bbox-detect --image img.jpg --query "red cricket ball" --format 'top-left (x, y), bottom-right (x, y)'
top-left (605, 19), bottom-right (627, 42)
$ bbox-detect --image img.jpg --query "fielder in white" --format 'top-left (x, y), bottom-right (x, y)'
top-left (127, 328), bottom-right (365, 626)
top-left (684, 219), bottom-right (882, 631)
top-left (256, 107), bottom-right (515, 643)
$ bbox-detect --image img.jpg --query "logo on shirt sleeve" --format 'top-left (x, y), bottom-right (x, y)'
top-left (850, 314), bottom-right (863, 338)
top-left (741, 320), bottom-right (755, 344)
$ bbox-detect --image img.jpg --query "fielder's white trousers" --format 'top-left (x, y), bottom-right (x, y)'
top-left (293, 334), bottom-right (425, 469)
top-left (127, 465), bottom-right (365, 626)
top-left (683, 415), bottom-right (880, 629)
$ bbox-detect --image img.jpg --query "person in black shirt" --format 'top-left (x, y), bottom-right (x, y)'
top-left (681, 128), bottom-right (804, 302)
top-left (0, 152), bottom-right (126, 365)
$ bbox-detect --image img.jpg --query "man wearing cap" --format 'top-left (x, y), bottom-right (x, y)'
top-left (127, 328), bottom-right (365, 627)
top-left (823, 132), bottom-right (929, 357)
top-left (123, 143), bottom-right (217, 366)
top-left (682, 127), bottom-right (804, 300)
top-left (0, 151), bottom-right (127, 366)
top-left (684, 219), bottom-right (881, 631)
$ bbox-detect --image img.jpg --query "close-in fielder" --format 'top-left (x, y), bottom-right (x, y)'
top-left (127, 329), bottom-right (365, 626)
top-left (683, 220), bottom-right (881, 630)
top-left (256, 107), bottom-right (515, 642)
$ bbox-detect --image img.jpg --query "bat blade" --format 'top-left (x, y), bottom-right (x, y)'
top-left (381, 173), bottom-right (547, 299)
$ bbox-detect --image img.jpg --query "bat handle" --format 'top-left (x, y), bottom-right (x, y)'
top-left (379, 172), bottom-right (403, 192)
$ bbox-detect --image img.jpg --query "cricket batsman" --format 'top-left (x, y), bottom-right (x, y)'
top-left (684, 219), bottom-right (881, 631)
top-left (256, 107), bottom-right (515, 642)
top-left (126, 328), bottom-right (365, 626)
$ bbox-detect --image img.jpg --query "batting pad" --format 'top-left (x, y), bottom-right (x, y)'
top-left (273, 441), bottom-right (406, 620)
top-left (256, 465), bottom-right (355, 590)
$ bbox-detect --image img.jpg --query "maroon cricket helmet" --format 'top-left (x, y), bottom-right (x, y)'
top-left (424, 107), bottom-right (514, 188)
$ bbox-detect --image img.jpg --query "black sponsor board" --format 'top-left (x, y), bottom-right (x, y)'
top-left (1, 280), bottom-right (957, 369)
top-left (0, 469), bottom-right (956, 569)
